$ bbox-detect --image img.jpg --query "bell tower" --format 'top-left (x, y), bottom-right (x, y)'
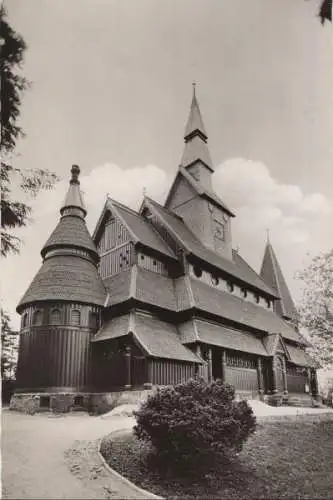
top-left (165, 86), bottom-right (234, 260)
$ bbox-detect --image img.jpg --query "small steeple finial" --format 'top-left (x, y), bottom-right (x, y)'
top-left (266, 228), bottom-right (270, 243)
top-left (192, 81), bottom-right (196, 98)
top-left (70, 164), bottom-right (80, 184)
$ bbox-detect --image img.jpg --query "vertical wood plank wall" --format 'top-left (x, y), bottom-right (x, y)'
top-left (225, 366), bottom-right (259, 392)
top-left (16, 303), bottom-right (101, 391)
top-left (150, 359), bottom-right (196, 385)
top-left (137, 253), bottom-right (168, 276)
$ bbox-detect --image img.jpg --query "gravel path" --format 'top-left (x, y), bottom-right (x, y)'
top-left (1, 409), bottom-right (146, 500)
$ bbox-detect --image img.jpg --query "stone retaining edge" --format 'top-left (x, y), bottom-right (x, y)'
top-left (97, 428), bottom-right (163, 500)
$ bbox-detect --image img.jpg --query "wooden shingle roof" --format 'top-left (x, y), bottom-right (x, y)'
top-left (189, 278), bottom-right (306, 344)
top-left (192, 319), bottom-right (267, 356)
top-left (41, 215), bottom-right (98, 258)
top-left (92, 311), bottom-right (201, 363)
top-left (144, 197), bottom-right (277, 297)
top-left (103, 266), bottom-right (177, 311)
top-left (260, 240), bottom-right (298, 321)
top-left (133, 312), bottom-right (201, 362)
top-left (17, 255), bottom-right (106, 312)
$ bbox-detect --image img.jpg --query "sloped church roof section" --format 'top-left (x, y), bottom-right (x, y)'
top-left (260, 238), bottom-right (298, 321)
top-left (143, 196), bottom-right (277, 297)
top-left (92, 197), bottom-right (177, 260)
top-left (17, 166), bottom-right (106, 312)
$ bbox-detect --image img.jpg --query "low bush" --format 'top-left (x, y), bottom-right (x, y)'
top-left (133, 377), bottom-right (256, 473)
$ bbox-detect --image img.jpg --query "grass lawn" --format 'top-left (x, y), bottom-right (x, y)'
top-left (100, 414), bottom-right (333, 499)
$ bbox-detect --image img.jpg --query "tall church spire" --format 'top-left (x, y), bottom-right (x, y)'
top-left (260, 238), bottom-right (298, 323)
top-left (181, 85), bottom-right (214, 182)
top-left (184, 83), bottom-right (208, 141)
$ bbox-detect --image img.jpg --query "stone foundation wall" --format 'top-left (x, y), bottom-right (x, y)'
top-left (10, 389), bottom-right (153, 415)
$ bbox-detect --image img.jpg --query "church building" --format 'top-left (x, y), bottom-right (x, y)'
top-left (11, 89), bottom-right (319, 413)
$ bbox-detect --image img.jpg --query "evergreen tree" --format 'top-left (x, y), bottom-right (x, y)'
top-left (1, 7), bottom-right (58, 382)
top-left (1, 5), bottom-right (58, 257)
top-left (1, 311), bottom-right (19, 380)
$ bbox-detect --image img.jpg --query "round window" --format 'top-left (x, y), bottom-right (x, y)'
top-left (193, 266), bottom-right (202, 278)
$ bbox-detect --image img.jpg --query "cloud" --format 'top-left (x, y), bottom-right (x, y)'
top-left (2, 159), bottom-right (332, 330)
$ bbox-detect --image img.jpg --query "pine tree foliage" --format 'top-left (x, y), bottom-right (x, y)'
top-left (1, 6), bottom-right (58, 257)
top-left (1, 310), bottom-right (19, 380)
top-left (297, 250), bottom-right (333, 369)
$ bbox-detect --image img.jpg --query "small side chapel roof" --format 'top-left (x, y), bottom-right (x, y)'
top-left (260, 239), bottom-right (298, 321)
top-left (92, 311), bottom-right (201, 363)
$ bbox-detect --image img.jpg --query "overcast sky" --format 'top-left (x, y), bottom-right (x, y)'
top-left (3, 0), bottom-right (332, 329)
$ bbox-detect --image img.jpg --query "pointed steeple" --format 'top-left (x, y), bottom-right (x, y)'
top-left (184, 83), bottom-right (208, 141)
top-left (260, 237), bottom-right (298, 323)
top-left (60, 165), bottom-right (87, 218)
top-left (181, 85), bottom-right (214, 178)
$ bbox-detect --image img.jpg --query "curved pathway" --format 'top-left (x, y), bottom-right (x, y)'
top-left (2, 409), bottom-right (144, 499)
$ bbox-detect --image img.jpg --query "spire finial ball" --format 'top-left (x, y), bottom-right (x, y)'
top-left (70, 164), bottom-right (80, 183)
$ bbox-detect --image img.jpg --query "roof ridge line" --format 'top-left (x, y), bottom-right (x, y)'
top-left (109, 197), bottom-right (140, 217)
top-left (144, 198), bottom-right (190, 252)
top-left (108, 199), bottom-right (139, 244)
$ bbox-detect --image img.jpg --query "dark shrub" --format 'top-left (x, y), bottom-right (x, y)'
top-left (133, 377), bottom-right (256, 473)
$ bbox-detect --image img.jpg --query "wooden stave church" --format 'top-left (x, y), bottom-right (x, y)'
top-left (12, 90), bottom-right (319, 412)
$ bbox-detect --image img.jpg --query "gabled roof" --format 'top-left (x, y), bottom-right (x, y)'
top-left (92, 197), bottom-right (176, 260)
top-left (143, 197), bottom-right (276, 298)
top-left (17, 255), bottom-right (107, 312)
top-left (179, 318), bottom-right (268, 356)
top-left (262, 333), bottom-right (290, 358)
top-left (92, 311), bottom-right (201, 363)
top-left (260, 240), bottom-right (298, 321)
top-left (188, 278), bottom-right (306, 344)
top-left (165, 166), bottom-right (234, 216)
top-left (286, 343), bottom-right (317, 367)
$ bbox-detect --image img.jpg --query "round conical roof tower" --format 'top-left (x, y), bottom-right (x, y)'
top-left (17, 165), bottom-right (106, 312)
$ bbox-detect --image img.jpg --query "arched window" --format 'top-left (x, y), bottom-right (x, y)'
top-left (22, 313), bottom-right (28, 328)
top-left (226, 281), bottom-right (234, 293)
top-left (241, 288), bottom-right (247, 298)
top-left (266, 299), bottom-right (271, 309)
top-left (255, 294), bottom-right (260, 304)
top-left (51, 309), bottom-right (61, 325)
top-left (32, 310), bottom-right (42, 326)
top-left (71, 309), bottom-right (81, 326)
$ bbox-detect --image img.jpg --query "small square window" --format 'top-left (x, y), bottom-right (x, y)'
top-left (40, 396), bottom-right (50, 408)
top-left (73, 395), bottom-right (84, 407)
